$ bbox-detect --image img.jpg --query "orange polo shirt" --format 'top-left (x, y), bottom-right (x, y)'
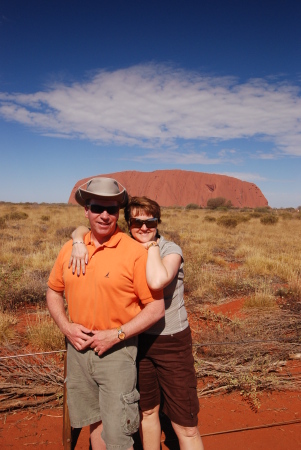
top-left (48, 227), bottom-right (162, 330)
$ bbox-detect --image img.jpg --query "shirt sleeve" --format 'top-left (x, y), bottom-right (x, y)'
top-left (47, 241), bottom-right (71, 292)
top-left (161, 240), bottom-right (183, 260)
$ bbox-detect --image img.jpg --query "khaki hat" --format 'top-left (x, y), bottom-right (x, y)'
top-left (75, 177), bottom-right (128, 208)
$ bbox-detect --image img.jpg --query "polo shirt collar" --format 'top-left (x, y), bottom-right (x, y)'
top-left (85, 225), bottom-right (123, 249)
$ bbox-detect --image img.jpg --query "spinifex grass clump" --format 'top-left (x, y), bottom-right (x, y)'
top-left (26, 311), bottom-right (65, 351)
top-left (0, 311), bottom-right (17, 343)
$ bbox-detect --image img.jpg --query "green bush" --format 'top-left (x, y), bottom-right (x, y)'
top-left (207, 197), bottom-right (232, 210)
top-left (260, 214), bottom-right (279, 225)
top-left (217, 215), bottom-right (238, 228)
top-left (186, 203), bottom-right (200, 210)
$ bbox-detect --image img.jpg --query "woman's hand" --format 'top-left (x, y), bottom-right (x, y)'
top-left (140, 240), bottom-right (158, 249)
top-left (68, 242), bottom-right (89, 276)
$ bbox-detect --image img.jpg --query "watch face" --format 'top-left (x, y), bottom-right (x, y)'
top-left (117, 327), bottom-right (126, 340)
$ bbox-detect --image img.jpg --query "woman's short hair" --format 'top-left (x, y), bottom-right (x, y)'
top-left (124, 196), bottom-right (161, 224)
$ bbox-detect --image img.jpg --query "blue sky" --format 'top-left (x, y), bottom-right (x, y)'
top-left (1, 0), bottom-right (301, 207)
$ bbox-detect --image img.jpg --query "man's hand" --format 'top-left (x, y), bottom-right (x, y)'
top-left (64, 323), bottom-right (93, 351)
top-left (89, 329), bottom-right (119, 356)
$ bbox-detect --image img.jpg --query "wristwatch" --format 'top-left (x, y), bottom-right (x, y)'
top-left (117, 326), bottom-right (126, 341)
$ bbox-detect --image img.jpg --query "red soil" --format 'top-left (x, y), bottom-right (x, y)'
top-left (1, 390), bottom-right (301, 449)
top-left (1, 301), bottom-right (300, 449)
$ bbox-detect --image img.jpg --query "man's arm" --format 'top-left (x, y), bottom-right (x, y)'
top-left (46, 287), bottom-right (92, 351)
top-left (91, 298), bottom-right (165, 355)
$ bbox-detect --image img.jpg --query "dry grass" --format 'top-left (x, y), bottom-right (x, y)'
top-left (0, 311), bottom-right (17, 343)
top-left (0, 202), bottom-right (300, 411)
top-left (25, 311), bottom-right (65, 351)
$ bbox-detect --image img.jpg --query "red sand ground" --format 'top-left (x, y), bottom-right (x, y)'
top-left (1, 389), bottom-right (301, 449)
top-left (1, 302), bottom-right (300, 449)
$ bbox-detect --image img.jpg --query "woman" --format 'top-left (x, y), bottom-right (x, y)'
top-left (70, 197), bottom-right (204, 450)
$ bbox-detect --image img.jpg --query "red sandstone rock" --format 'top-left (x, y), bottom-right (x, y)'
top-left (68, 170), bottom-right (268, 208)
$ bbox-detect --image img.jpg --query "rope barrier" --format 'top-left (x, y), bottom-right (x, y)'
top-left (0, 337), bottom-right (300, 360)
top-left (160, 418), bottom-right (301, 443)
top-left (193, 338), bottom-right (300, 347)
top-left (200, 418), bottom-right (301, 437)
top-left (0, 350), bottom-right (66, 360)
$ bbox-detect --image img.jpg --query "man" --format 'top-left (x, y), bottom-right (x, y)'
top-left (47, 177), bottom-right (164, 450)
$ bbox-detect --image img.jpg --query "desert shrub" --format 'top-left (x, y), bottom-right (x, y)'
top-left (186, 203), bottom-right (199, 210)
top-left (217, 215), bottom-right (238, 228)
top-left (207, 197), bottom-right (232, 209)
top-left (5, 211), bottom-right (29, 220)
top-left (260, 214), bottom-right (279, 225)
top-left (250, 212), bottom-right (261, 218)
top-left (0, 264), bottom-right (24, 310)
top-left (280, 212), bottom-right (293, 220)
top-left (254, 207), bottom-right (270, 213)
top-left (282, 207), bottom-right (296, 213)
top-left (204, 216), bottom-right (216, 222)
top-left (0, 216), bottom-right (6, 229)
top-left (236, 214), bottom-right (251, 223)
top-left (240, 207), bottom-right (252, 212)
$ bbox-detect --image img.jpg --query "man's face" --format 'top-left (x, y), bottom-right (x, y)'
top-left (85, 200), bottom-right (119, 244)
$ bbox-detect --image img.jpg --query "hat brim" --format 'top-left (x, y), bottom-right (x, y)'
top-left (75, 186), bottom-right (128, 208)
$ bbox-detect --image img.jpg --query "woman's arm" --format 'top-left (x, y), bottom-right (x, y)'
top-left (68, 226), bottom-right (90, 275)
top-left (146, 245), bottom-right (182, 291)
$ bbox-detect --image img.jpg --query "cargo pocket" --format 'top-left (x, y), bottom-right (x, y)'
top-left (121, 388), bottom-right (140, 435)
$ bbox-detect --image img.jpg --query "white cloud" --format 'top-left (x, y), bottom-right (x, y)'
top-left (221, 172), bottom-right (268, 182)
top-left (128, 150), bottom-right (222, 164)
top-left (1, 63), bottom-right (301, 156)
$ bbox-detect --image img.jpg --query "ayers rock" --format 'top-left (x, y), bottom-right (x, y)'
top-left (68, 170), bottom-right (268, 208)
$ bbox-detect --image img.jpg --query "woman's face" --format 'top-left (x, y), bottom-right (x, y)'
top-left (129, 210), bottom-right (158, 244)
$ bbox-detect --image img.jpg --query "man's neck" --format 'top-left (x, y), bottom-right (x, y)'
top-left (90, 227), bottom-right (117, 248)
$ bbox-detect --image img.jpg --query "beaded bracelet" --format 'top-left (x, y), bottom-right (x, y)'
top-left (147, 242), bottom-right (159, 249)
top-left (72, 241), bottom-right (85, 246)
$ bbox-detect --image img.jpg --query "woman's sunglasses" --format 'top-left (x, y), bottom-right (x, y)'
top-left (86, 204), bottom-right (119, 215)
top-left (129, 218), bottom-right (158, 228)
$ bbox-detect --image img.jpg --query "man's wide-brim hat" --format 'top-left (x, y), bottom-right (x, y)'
top-left (75, 177), bottom-right (128, 208)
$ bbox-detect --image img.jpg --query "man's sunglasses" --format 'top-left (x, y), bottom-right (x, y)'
top-left (129, 218), bottom-right (158, 228)
top-left (86, 204), bottom-right (119, 215)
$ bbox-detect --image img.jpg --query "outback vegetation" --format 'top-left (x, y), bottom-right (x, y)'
top-left (0, 202), bottom-right (300, 413)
